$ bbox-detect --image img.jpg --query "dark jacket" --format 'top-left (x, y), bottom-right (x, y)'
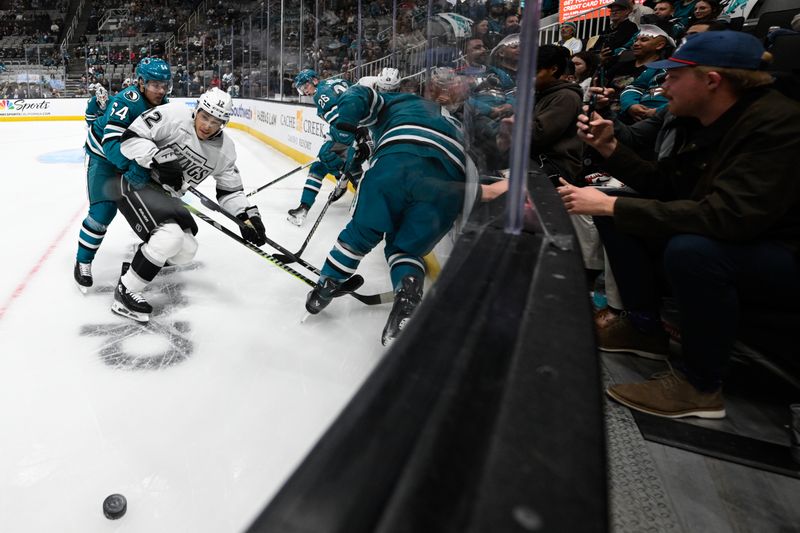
top-left (531, 79), bottom-right (585, 182)
top-left (590, 18), bottom-right (639, 53)
top-left (604, 88), bottom-right (800, 252)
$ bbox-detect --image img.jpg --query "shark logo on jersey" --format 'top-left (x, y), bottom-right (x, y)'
top-left (170, 143), bottom-right (215, 184)
top-left (124, 91), bottom-right (140, 102)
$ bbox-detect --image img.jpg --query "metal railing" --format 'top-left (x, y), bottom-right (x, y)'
top-left (329, 39), bottom-right (430, 81)
top-left (538, 5), bottom-right (611, 45)
top-left (98, 8), bottom-right (131, 32)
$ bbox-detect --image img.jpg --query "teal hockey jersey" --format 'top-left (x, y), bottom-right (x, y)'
top-left (330, 85), bottom-right (466, 176)
top-left (84, 85), bottom-right (168, 171)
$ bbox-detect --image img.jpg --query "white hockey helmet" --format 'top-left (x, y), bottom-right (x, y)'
top-left (196, 87), bottom-right (233, 125)
top-left (376, 67), bottom-right (401, 91)
top-left (95, 85), bottom-right (109, 110)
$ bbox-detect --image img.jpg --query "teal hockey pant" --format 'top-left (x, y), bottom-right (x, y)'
top-left (77, 155), bottom-right (120, 263)
top-left (320, 153), bottom-right (464, 291)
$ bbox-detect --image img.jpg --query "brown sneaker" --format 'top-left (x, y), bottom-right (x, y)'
top-left (594, 307), bottom-right (619, 330)
top-left (607, 369), bottom-right (725, 419)
top-left (597, 314), bottom-right (670, 360)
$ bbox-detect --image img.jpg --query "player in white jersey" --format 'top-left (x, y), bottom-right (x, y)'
top-left (110, 87), bottom-right (267, 323)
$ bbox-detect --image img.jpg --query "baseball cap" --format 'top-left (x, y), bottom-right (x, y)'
top-left (648, 30), bottom-right (765, 70)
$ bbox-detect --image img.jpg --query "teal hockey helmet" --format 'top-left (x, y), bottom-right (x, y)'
top-left (294, 69), bottom-right (319, 95)
top-left (135, 57), bottom-right (171, 84)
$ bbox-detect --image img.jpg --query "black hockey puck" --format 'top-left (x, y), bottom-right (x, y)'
top-left (103, 493), bottom-right (127, 520)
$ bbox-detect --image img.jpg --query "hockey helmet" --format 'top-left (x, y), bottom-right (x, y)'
top-left (293, 68), bottom-right (319, 94)
top-left (196, 87), bottom-right (232, 125)
top-left (95, 85), bottom-right (109, 110)
top-left (376, 67), bottom-right (401, 91)
top-left (135, 57), bottom-right (172, 84)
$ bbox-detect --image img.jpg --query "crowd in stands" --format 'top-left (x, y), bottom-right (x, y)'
top-left (427, 0), bottom-right (800, 421)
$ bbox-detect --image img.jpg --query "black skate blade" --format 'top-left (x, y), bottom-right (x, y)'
top-left (111, 301), bottom-right (150, 323)
top-left (333, 275), bottom-right (365, 298)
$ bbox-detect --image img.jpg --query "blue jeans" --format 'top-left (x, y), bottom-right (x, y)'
top-left (596, 218), bottom-right (800, 391)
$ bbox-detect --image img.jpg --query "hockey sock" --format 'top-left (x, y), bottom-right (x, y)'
top-left (300, 171), bottom-right (325, 207)
top-left (76, 217), bottom-right (107, 263)
top-left (388, 254), bottom-right (425, 291)
top-left (321, 238), bottom-right (366, 281)
top-left (121, 246), bottom-right (162, 292)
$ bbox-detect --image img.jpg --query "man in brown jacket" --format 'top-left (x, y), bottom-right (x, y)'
top-left (558, 31), bottom-right (800, 419)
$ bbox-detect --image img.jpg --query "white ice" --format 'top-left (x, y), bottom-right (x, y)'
top-left (0, 121), bottom-right (394, 532)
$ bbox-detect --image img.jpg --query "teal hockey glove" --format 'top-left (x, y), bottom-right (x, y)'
top-left (122, 162), bottom-right (151, 190)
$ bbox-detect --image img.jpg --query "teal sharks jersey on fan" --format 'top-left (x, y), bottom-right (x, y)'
top-left (84, 85), bottom-right (169, 171)
top-left (313, 78), bottom-right (350, 123)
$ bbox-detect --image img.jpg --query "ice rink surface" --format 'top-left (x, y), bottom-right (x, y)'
top-left (0, 120), bottom-right (394, 532)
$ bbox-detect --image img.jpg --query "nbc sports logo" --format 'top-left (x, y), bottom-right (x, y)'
top-left (0, 100), bottom-right (16, 111)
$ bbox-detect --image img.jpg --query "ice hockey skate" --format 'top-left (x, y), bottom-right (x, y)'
top-left (287, 203), bottom-right (310, 226)
top-left (381, 276), bottom-right (423, 346)
top-left (74, 261), bottom-right (93, 294)
top-left (111, 278), bottom-right (152, 323)
top-left (305, 277), bottom-right (342, 314)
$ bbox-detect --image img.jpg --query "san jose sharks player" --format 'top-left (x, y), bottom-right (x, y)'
top-left (287, 69), bottom-right (349, 226)
top-left (109, 88), bottom-right (266, 322)
top-left (84, 82), bottom-right (109, 126)
top-left (74, 57), bottom-right (171, 293)
top-left (304, 85), bottom-right (467, 345)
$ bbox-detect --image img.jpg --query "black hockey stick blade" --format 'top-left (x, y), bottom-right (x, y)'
top-left (332, 275), bottom-right (364, 297)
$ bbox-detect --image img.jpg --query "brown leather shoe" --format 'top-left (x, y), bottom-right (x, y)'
top-left (594, 307), bottom-right (619, 330)
top-left (597, 314), bottom-right (670, 360)
top-left (607, 369), bottom-right (725, 419)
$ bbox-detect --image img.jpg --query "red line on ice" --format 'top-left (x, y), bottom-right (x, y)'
top-left (0, 203), bottom-right (86, 321)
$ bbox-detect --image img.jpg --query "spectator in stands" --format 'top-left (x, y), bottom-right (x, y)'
top-left (618, 25), bottom-right (675, 122)
top-left (502, 14), bottom-right (520, 36)
top-left (572, 50), bottom-right (599, 99)
top-left (457, 37), bottom-right (489, 76)
top-left (683, 21), bottom-right (712, 38)
top-left (672, 0), bottom-right (697, 26)
top-left (487, 0), bottom-right (508, 33)
top-left (558, 31), bottom-right (800, 419)
top-left (494, 45), bottom-right (583, 182)
top-left (605, 24), bottom-right (672, 105)
top-left (488, 33), bottom-right (519, 90)
top-left (690, 0), bottom-right (721, 25)
top-left (559, 22), bottom-right (583, 55)
top-left (590, 0), bottom-right (639, 63)
top-left (647, 0), bottom-right (685, 38)
top-left (472, 18), bottom-right (492, 47)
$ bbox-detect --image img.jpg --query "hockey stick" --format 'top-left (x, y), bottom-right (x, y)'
top-left (183, 202), bottom-right (391, 305)
top-left (272, 174), bottom-right (349, 265)
top-left (246, 160), bottom-right (316, 197)
top-left (187, 186), bottom-right (322, 275)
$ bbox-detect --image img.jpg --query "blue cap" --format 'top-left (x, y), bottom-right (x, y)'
top-left (648, 31), bottom-right (765, 70)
